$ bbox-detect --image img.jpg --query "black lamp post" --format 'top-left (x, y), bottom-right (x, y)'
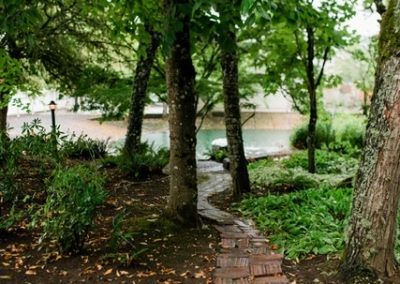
top-left (48, 101), bottom-right (57, 133)
top-left (48, 101), bottom-right (58, 159)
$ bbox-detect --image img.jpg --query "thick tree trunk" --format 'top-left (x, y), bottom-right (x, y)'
top-left (220, 32), bottom-right (251, 199)
top-left (340, 0), bottom-right (400, 280)
top-left (165, 0), bottom-right (198, 226)
top-left (124, 25), bottom-right (160, 157)
top-left (306, 27), bottom-right (317, 174)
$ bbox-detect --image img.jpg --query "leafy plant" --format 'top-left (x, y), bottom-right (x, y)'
top-left (205, 147), bottom-right (228, 163)
top-left (61, 134), bottom-right (108, 160)
top-left (290, 120), bottom-right (336, 150)
top-left (237, 187), bottom-right (353, 259)
top-left (35, 165), bottom-right (107, 254)
top-left (103, 143), bottom-right (169, 179)
top-left (249, 164), bottom-right (319, 193)
top-left (282, 150), bottom-right (359, 175)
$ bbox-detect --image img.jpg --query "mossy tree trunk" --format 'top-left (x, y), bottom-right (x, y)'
top-left (165, 0), bottom-right (198, 227)
top-left (340, 0), bottom-right (400, 280)
top-left (218, 2), bottom-right (250, 199)
top-left (124, 24), bottom-right (160, 157)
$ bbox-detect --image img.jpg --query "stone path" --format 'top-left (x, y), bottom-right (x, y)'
top-left (197, 161), bottom-right (289, 284)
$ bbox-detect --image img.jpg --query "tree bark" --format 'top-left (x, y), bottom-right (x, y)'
top-left (340, 0), bottom-right (400, 280)
top-left (124, 24), bottom-right (160, 157)
top-left (165, 0), bottom-right (198, 226)
top-left (219, 10), bottom-right (251, 199)
top-left (306, 27), bottom-right (317, 174)
top-left (0, 92), bottom-right (8, 135)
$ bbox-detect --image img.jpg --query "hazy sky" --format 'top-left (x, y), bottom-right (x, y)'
top-left (349, 2), bottom-right (381, 37)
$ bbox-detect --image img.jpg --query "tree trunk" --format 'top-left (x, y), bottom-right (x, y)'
top-left (306, 27), bottom-right (317, 174)
top-left (0, 92), bottom-right (8, 135)
top-left (362, 91), bottom-right (369, 116)
top-left (165, 0), bottom-right (198, 227)
top-left (219, 17), bottom-right (250, 199)
top-left (340, 0), bottom-right (400, 280)
top-left (124, 25), bottom-right (160, 157)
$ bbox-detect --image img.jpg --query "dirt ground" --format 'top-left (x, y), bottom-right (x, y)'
top-left (0, 163), bottom-right (218, 283)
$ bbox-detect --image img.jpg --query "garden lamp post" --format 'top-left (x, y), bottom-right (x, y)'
top-left (48, 101), bottom-right (57, 133)
top-left (48, 101), bottom-right (58, 160)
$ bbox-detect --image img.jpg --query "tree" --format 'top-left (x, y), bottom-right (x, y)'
top-left (122, 0), bottom-right (163, 157)
top-left (340, 0), bottom-right (400, 280)
top-left (0, 0), bottom-right (111, 133)
top-left (164, 0), bottom-right (198, 226)
top-left (217, 0), bottom-right (251, 198)
top-left (252, 0), bottom-right (355, 173)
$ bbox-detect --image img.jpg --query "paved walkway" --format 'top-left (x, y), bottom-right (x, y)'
top-left (197, 161), bottom-right (289, 284)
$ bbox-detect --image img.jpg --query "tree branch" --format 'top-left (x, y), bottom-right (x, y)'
top-left (315, 46), bottom-right (330, 88)
top-left (374, 0), bottom-right (386, 15)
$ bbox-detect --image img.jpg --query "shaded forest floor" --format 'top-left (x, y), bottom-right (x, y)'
top-left (0, 160), bottom-right (354, 283)
top-left (0, 164), bottom-right (217, 283)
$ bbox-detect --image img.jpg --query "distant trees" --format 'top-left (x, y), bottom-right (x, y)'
top-left (340, 0), bottom-right (400, 280)
top-left (248, 0), bottom-right (356, 173)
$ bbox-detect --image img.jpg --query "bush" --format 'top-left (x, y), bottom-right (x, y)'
top-left (290, 120), bottom-right (336, 150)
top-left (282, 150), bottom-right (359, 175)
top-left (61, 134), bottom-right (108, 160)
top-left (205, 147), bottom-right (228, 162)
top-left (36, 165), bottom-right (107, 253)
top-left (249, 164), bottom-right (319, 193)
top-left (291, 115), bottom-right (366, 157)
top-left (237, 187), bottom-right (353, 259)
top-left (103, 143), bottom-right (169, 178)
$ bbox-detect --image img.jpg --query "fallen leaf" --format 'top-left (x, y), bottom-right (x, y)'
top-left (104, 268), bottom-right (113, 276)
top-left (194, 271), bottom-right (206, 279)
top-left (25, 270), bottom-right (37, 275)
top-left (119, 271), bottom-right (129, 276)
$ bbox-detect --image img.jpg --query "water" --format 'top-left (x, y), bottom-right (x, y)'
top-left (142, 129), bottom-right (292, 159)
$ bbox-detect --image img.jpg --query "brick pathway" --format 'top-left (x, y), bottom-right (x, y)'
top-left (198, 161), bottom-right (289, 284)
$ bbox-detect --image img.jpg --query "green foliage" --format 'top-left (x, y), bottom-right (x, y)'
top-left (282, 150), bottom-right (359, 175)
top-left (249, 164), bottom-right (319, 193)
top-left (290, 120), bottom-right (336, 150)
top-left (102, 143), bottom-right (169, 179)
top-left (205, 147), bottom-right (228, 162)
top-left (61, 134), bottom-right (108, 160)
top-left (237, 187), bottom-right (353, 259)
top-left (291, 115), bottom-right (366, 157)
top-left (36, 165), bottom-right (107, 253)
top-left (248, 149), bottom-right (358, 193)
top-left (0, 204), bottom-right (24, 230)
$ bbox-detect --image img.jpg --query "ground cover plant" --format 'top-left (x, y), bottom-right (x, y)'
top-left (238, 143), bottom-right (361, 260)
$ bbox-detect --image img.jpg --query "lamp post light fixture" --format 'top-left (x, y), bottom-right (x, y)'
top-left (48, 101), bottom-right (57, 133)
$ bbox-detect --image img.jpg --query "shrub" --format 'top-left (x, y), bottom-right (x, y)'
top-left (205, 147), bottom-right (228, 163)
top-left (237, 187), bottom-right (353, 259)
top-left (36, 165), bottom-right (107, 253)
top-left (291, 115), bottom-right (366, 158)
top-left (282, 150), bottom-right (359, 175)
top-left (61, 134), bottom-right (108, 160)
top-left (249, 164), bottom-right (319, 193)
top-left (290, 120), bottom-right (336, 150)
top-left (103, 143), bottom-right (169, 178)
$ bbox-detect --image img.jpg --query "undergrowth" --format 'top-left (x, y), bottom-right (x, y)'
top-left (237, 187), bottom-right (353, 260)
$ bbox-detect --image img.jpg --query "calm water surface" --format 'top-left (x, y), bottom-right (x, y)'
top-left (142, 129), bottom-right (292, 159)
